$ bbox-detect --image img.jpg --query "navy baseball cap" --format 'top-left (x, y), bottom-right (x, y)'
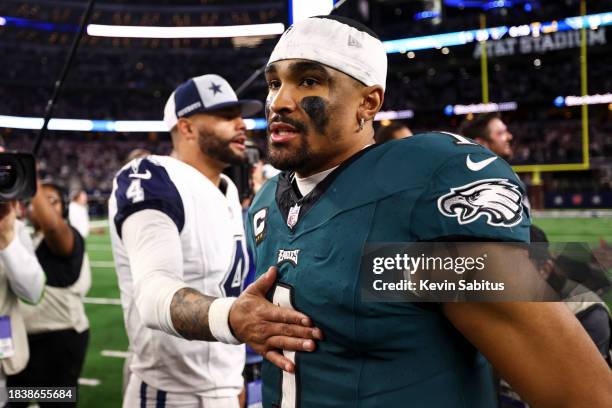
top-left (163, 74), bottom-right (262, 130)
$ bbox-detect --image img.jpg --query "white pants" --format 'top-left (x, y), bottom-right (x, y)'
top-left (122, 351), bottom-right (133, 397)
top-left (123, 374), bottom-right (239, 408)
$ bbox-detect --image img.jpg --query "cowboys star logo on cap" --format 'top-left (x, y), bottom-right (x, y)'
top-left (437, 179), bottom-right (523, 227)
top-left (162, 74), bottom-right (262, 131)
top-left (208, 82), bottom-right (222, 95)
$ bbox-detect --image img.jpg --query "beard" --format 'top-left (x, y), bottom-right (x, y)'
top-left (266, 96), bottom-right (340, 174)
top-left (267, 135), bottom-right (314, 172)
top-left (197, 127), bottom-right (246, 165)
top-left (266, 115), bottom-right (314, 172)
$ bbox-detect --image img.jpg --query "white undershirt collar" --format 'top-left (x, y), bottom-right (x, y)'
top-left (294, 166), bottom-right (338, 196)
top-left (294, 144), bottom-right (373, 196)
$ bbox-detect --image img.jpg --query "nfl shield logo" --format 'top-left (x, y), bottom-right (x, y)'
top-left (287, 204), bottom-right (301, 229)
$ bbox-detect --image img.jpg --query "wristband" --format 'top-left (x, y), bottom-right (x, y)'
top-left (209, 297), bottom-right (241, 345)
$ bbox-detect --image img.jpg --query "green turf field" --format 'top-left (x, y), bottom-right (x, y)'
top-left (80, 231), bottom-right (127, 407)
top-left (533, 217), bottom-right (612, 243)
top-left (77, 216), bottom-right (612, 407)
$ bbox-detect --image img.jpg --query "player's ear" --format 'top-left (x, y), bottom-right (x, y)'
top-left (357, 85), bottom-right (384, 123)
top-left (540, 259), bottom-right (555, 280)
top-left (176, 118), bottom-right (198, 142)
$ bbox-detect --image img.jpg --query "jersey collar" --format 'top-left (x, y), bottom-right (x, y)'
top-left (275, 144), bottom-right (378, 231)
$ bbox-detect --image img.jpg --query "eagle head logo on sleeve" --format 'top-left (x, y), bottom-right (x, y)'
top-left (437, 179), bottom-right (523, 227)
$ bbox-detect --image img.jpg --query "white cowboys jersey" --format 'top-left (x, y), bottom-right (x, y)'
top-left (108, 155), bottom-right (247, 395)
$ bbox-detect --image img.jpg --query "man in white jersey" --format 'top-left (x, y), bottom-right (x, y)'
top-left (109, 74), bottom-right (323, 407)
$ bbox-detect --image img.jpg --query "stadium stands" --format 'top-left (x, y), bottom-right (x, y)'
top-left (0, 0), bottom-right (610, 204)
top-left (1, 2), bottom-right (610, 406)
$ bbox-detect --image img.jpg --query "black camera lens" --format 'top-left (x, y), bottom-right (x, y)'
top-left (0, 152), bottom-right (37, 200)
top-left (0, 163), bottom-right (17, 189)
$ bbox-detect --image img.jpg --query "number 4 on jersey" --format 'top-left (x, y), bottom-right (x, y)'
top-left (126, 179), bottom-right (145, 203)
top-left (221, 238), bottom-right (247, 297)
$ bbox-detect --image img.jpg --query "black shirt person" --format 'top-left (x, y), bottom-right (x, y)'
top-left (8, 180), bottom-right (90, 407)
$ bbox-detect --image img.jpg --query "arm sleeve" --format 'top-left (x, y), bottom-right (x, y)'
top-left (113, 157), bottom-right (185, 239)
top-left (575, 304), bottom-right (612, 359)
top-left (411, 152), bottom-right (530, 242)
top-left (69, 203), bottom-right (90, 239)
top-left (121, 209), bottom-right (188, 337)
top-left (0, 222), bottom-right (45, 303)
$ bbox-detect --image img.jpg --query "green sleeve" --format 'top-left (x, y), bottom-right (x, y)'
top-left (410, 152), bottom-right (530, 242)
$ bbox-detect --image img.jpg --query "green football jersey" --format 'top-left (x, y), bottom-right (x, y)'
top-left (246, 132), bottom-right (530, 408)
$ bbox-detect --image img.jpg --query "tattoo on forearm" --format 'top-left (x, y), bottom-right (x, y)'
top-left (170, 287), bottom-right (215, 341)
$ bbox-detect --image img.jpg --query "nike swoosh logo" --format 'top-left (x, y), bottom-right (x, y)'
top-left (129, 170), bottom-right (152, 179)
top-left (466, 155), bottom-right (497, 171)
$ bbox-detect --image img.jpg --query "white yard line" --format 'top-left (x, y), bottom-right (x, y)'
top-left (90, 261), bottom-right (115, 268)
top-left (87, 244), bottom-right (111, 251)
top-left (84, 297), bottom-right (121, 305)
top-left (101, 350), bottom-right (130, 359)
top-left (78, 378), bottom-right (101, 387)
top-left (90, 220), bottom-right (109, 229)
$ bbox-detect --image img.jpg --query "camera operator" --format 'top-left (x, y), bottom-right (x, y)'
top-left (0, 199), bottom-right (45, 406)
top-left (7, 180), bottom-right (89, 407)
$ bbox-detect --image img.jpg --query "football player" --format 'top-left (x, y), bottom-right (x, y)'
top-left (245, 16), bottom-right (612, 407)
top-left (458, 113), bottom-right (534, 210)
top-left (109, 74), bottom-right (322, 407)
top-left (459, 112), bottom-right (513, 160)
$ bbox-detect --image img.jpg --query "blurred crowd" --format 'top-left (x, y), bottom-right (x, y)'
top-left (1, 113), bottom-right (609, 216)
top-left (2, 49), bottom-right (610, 120)
top-left (511, 119), bottom-right (612, 164)
top-left (0, 45), bottom-right (270, 119)
top-left (0, 0), bottom-right (610, 208)
top-left (2, 135), bottom-right (170, 216)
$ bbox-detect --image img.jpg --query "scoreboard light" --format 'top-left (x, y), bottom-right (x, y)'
top-left (0, 116), bottom-right (267, 133)
top-left (445, 102), bottom-right (518, 115)
top-left (562, 93), bottom-right (612, 107)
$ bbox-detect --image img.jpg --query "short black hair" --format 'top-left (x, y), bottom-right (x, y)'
top-left (458, 112), bottom-right (501, 141)
top-left (312, 15), bottom-right (379, 39)
top-left (40, 179), bottom-right (69, 215)
top-left (375, 122), bottom-right (410, 144)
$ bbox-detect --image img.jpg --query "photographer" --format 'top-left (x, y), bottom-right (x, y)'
top-left (0, 200), bottom-right (45, 406)
top-left (7, 180), bottom-right (89, 407)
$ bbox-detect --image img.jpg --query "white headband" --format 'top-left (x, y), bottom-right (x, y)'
top-left (268, 17), bottom-right (387, 91)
